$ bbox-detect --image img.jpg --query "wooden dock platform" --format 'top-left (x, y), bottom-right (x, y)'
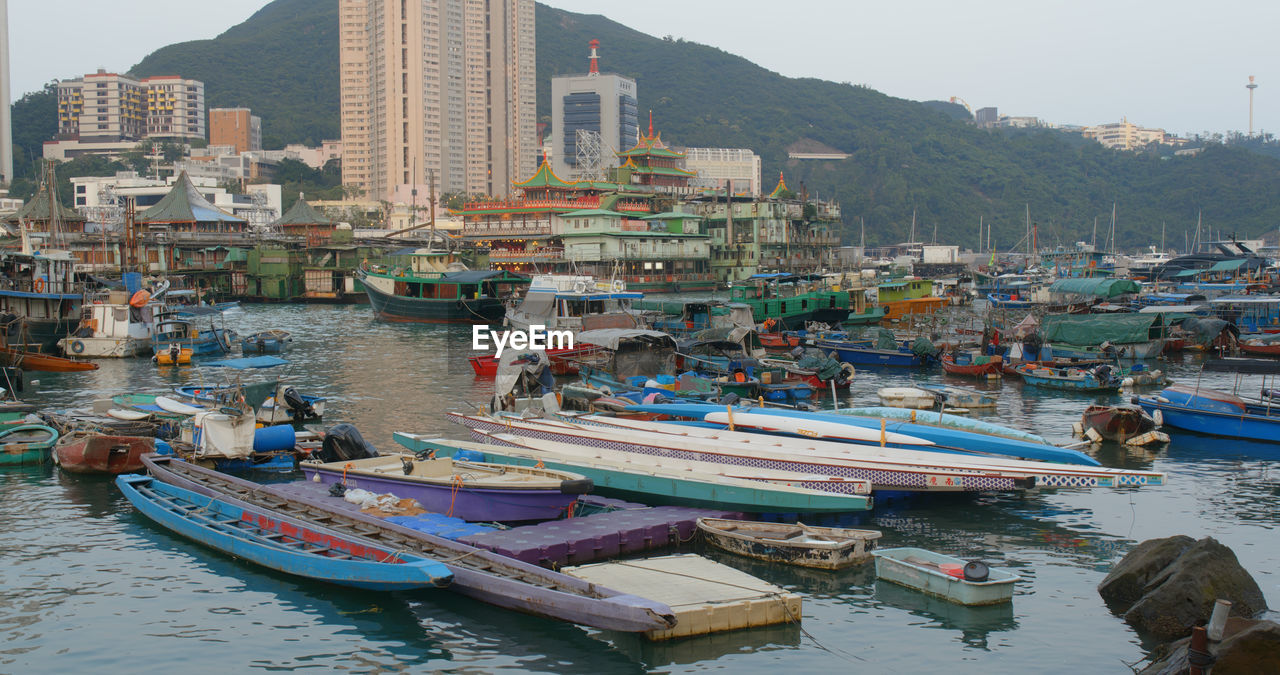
top-left (563, 554), bottom-right (802, 640)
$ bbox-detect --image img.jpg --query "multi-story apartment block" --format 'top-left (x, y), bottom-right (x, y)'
top-left (50, 70), bottom-right (205, 159)
top-left (209, 108), bottom-right (262, 153)
top-left (143, 75), bottom-right (205, 140)
top-left (58, 70), bottom-right (146, 142)
top-left (339, 0), bottom-right (537, 202)
top-left (549, 40), bottom-right (639, 180)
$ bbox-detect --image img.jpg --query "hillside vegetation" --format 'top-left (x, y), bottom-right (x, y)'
top-left (10, 0), bottom-right (1280, 248)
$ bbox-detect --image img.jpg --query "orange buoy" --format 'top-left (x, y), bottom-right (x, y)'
top-left (129, 290), bottom-right (151, 307)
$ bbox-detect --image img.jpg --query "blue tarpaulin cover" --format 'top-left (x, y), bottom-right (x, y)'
top-left (203, 356), bottom-right (289, 369)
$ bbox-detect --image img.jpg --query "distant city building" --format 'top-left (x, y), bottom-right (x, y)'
top-left (69, 171), bottom-right (281, 225)
top-left (339, 0), bottom-right (538, 201)
top-left (209, 107), bottom-right (262, 153)
top-left (994, 116), bottom-right (1044, 129)
top-left (549, 40), bottom-right (639, 180)
top-left (680, 147), bottom-right (761, 195)
top-left (785, 138), bottom-right (850, 161)
top-left (1082, 118), bottom-right (1186, 151)
top-left (0, 0), bottom-right (12, 183)
top-left (143, 75), bottom-right (205, 140)
top-left (975, 107), bottom-right (999, 126)
top-left (49, 69), bottom-right (205, 160)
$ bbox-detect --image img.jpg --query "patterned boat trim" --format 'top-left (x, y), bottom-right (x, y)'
top-left (452, 414), bottom-right (1030, 492)
top-left (466, 429), bottom-right (873, 496)
top-left (559, 414), bottom-right (1165, 488)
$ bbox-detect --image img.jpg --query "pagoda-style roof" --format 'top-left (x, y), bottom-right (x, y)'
top-left (616, 112), bottom-right (686, 160)
top-left (274, 198), bottom-right (333, 227)
top-left (512, 156), bottom-right (577, 189)
top-left (768, 172), bottom-right (790, 199)
top-left (3, 182), bottom-right (86, 224)
top-left (137, 172), bottom-right (245, 224)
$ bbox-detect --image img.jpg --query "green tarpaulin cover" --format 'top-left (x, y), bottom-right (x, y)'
top-left (1041, 313), bottom-right (1163, 345)
top-left (1048, 277), bottom-right (1141, 298)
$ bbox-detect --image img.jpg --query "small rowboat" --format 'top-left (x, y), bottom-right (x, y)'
top-left (300, 454), bottom-right (593, 522)
top-left (1240, 340), bottom-right (1280, 357)
top-left (941, 352), bottom-right (1002, 378)
top-left (917, 383), bottom-right (998, 410)
top-left (116, 474), bottom-right (454, 591)
top-left (53, 432), bottom-right (155, 474)
top-left (467, 344), bottom-right (598, 378)
top-left (241, 329), bottom-right (293, 354)
top-left (1014, 363), bottom-right (1122, 392)
top-left (1080, 404), bottom-right (1159, 443)
top-left (0, 424), bottom-right (60, 466)
top-left (697, 517), bottom-right (881, 569)
top-left (758, 332), bottom-right (803, 351)
top-left (0, 346), bottom-right (99, 372)
top-left (873, 547), bottom-right (1020, 606)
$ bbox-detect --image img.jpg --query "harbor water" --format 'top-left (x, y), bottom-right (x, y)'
top-left (2, 303), bottom-right (1277, 672)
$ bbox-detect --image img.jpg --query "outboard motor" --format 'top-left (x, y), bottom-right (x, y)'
top-left (316, 423), bottom-right (379, 463)
top-left (282, 386), bottom-right (316, 420)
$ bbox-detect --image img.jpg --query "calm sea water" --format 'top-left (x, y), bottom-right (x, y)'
top-left (2, 303), bottom-right (1277, 672)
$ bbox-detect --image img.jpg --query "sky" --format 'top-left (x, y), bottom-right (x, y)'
top-left (10, 0), bottom-right (1277, 138)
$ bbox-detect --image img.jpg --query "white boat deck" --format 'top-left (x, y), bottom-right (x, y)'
top-left (563, 554), bottom-right (801, 640)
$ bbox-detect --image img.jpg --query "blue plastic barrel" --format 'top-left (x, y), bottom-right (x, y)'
top-left (253, 424), bottom-right (297, 452)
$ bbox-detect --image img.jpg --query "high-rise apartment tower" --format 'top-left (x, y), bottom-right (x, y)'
top-left (339, 0), bottom-right (537, 201)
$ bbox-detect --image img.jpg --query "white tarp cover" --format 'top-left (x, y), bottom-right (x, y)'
top-left (574, 329), bottom-right (676, 350)
top-left (192, 411), bottom-right (256, 459)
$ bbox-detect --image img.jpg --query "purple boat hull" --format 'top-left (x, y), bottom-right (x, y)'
top-left (299, 466), bottom-right (581, 522)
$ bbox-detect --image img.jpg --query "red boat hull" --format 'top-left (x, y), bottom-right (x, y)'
top-left (467, 345), bottom-right (600, 378)
top-left (759, 333), bottom-right (802, 351)
top-left (54, 434), bottom-right (155, 474)
top-left (1081, 405), bottom-right (1157, 442)
top-left (942, 354), bottom-right (1003, 377)
top-left (1240, 342), bottom-right (1280, 357)
top-left (0, 347), bottom-right (99, 372)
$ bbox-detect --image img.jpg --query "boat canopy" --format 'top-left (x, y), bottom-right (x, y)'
top-left (1048, 278), bottom-right (1140, 298)
top-left (1208, 259), bottom-right (1247, 272)
top-left (203, 356), bottom-right (289, 369)
top-left (441, 270), bottom-right (527, 284)
top-left (575, 329), bottom-right (677, 350)
top-left (1137, 304), bottom-right (1207, 314)
top-left (1041, 313), bottom-right (1165, 345)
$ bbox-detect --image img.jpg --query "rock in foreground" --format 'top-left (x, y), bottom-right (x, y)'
top-left (1098, 535), bottom-right (1267, 641)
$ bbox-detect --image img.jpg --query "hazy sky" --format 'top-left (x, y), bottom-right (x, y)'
top-left (11, 0), bottom-right (1276, 137)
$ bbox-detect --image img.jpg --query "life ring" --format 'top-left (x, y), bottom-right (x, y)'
top-left (70, 340), bottom-right (85, 354)
top-left (33, 278), bottom-right (45, 293)
top-left (611, 279), bottom-right (625, 293)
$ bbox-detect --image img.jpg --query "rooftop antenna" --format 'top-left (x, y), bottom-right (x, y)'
top-left (1247, 76), bottom-right (1258, 136)
top-left (587, 39), bottom-right (600, 76)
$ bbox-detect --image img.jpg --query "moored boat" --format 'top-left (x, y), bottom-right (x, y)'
top-left (0, 424), bottom-right (60, 467)
top-left (941, 352), bottom-right (1002, 378)
top-left (393, 433), bottom-right (874, 513)
top-left (872, 547), bottom-right (1020, 606)
top-left (141, 453), bottom-right (678, 632)
top-left (697, 517), bottom-right (882, 569)
top-left (1080, 404), bottom-right (1159, 443)
top-left (0, 346), bottom-right (99, 372)
top-left (53, 432), bottom-right (155, 474)
top-left (1135, 359), bottom-right (1280, 443)
top-left (116, 473), bottom-right (454, 591)
top-left (1014, 362), bottom-right (1122, 392)
top-left (358, 254), bottom-right (529, 324)
top-left (241, 329), bottom-right (293, 354)
top-left (299, 454), bottom-right (592, 521)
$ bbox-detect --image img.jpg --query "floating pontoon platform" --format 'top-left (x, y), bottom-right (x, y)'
top-left (564, 553), bottom-right (802, 640)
